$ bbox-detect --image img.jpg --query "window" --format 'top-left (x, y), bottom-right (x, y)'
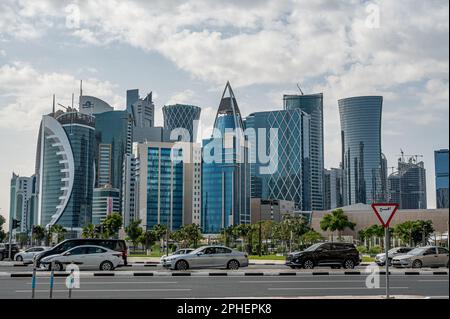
top-left (320, 243), bottom-right (332, 251)
top-left (203, 247), bottom-right (216, 254)
top-left (424, 248), bottom-right (437, 256)
top-left (88, 247), bottom-right (106, 254)
top-left (70, 247), bottom-right (87, 255)
top-left (438, 247), bottom-right (448, 255)
top-left (216, 247), bottom-right (232, 254)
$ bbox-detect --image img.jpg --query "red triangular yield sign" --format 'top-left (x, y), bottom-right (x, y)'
top-left (371, 203), bottom-right (399, 228)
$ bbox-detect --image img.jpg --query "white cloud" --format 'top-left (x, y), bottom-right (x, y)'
top-left (166, 89), bottom-right (196, 105)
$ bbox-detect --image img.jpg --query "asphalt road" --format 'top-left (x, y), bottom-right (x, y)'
top-left (0, 273), bottom-right (448, 299)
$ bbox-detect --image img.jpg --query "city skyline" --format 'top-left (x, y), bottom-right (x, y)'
top-left (1, 0), bottom-right (449, 227)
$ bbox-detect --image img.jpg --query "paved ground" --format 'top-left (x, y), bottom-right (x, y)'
top-left (0, 273), bottom-right (448, 299)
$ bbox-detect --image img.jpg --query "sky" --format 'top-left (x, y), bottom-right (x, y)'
top-left (0, 0), bottom-right (449, 229)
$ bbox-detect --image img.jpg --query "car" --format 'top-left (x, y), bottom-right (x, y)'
top-left (392, 246), bottom-right (449, 268)
top-left (40, 245), bottom-right (123, 271)
top-left (160, 248), bottom-right (195, 263)
top-left (0, 244), bottom-right (20, 261)
top-left (285, 242), bottom-right (361, 269)
top-left (14, 246), bottom-right (50, 262)
top-left (374, 247), bottom-right (413, 266)
top-left (34, 239), bottom-right (128, 267)
top-left (161, 245), bottom-right (249, 270)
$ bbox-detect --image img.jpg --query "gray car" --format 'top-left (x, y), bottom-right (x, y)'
top-left (161, 245), bottom-right (249, 270)
top-left (392, 246), bottom-right (449, 268)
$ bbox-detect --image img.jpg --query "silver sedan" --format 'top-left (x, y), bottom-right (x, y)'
top-left (161, 246), bottom-right (249, 270)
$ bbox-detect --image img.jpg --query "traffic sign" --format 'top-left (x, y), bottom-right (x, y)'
top-left (371, 203), bottom-right (399, 228)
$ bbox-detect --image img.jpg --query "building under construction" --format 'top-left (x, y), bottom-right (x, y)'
top-left (388, 155), bottom-right (427, 209)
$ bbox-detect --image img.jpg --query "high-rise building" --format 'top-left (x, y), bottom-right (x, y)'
top-left (9, 173), bottom-right (38, 235)
top-left (434, 149), bottom-right (449, 208)
top-left (327, 167), bottom-right (344, 209)
top-left (92, 186), bottom-right (120, 224)
top-left (388, 157), bottom-right (427, 209)
top-left (135, 141), bottom-right (200, 231)
top-left (129, 90), bottom-right (154, 129)
top-left (35, 110), bottom-right (96, 233)
top-left (245, 109), bottom-right (312, 211)
top-left (202, 82), bottom-right (251, 234)
top-left (94, 110), bottom-right (133, 216)
top-left (339, 96), bottom-right (386, 205)
top-left (122, 153), bottom-right (139, 228)
top-left (163, 104), bottom-right (201, 142)
top-left (283, 93), bottom-right (324, 210)
top-left (79, 96), bottom-right (114, 115)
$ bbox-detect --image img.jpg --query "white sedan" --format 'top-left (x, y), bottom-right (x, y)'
top-left (40, 245), bottom-right (123, 271)
top-left (14, 246), bottom-right (50, 262)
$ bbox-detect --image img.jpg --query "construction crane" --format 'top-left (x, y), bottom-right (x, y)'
top-left (296, 83), bottom-right (304, 95)
top-left (397, 149), bottom-right (424, 163)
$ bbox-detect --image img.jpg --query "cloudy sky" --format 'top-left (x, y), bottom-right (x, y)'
top-left (0, 0), bottom-right (448, 227)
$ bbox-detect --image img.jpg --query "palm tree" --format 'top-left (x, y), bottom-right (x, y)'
top-left (301, 229), bottom-right (323, 246)
top-left (233, 224), bottom-right (252, 253)
top-left (320, 208), bottom-right (356, 241)
top-left (82, 224), bottom-right (97, 239)
top-left (32, 225), bottom-right (46, 245)
top-left (125, 219), bottom-right (143, 252)
top-left (182, 224), bottom-right (203, 248)
top-left (102, 212), bottom-right (123, 239)
top-left (139, 230), bottom-right (157, 251)
top-left (50, 225), bottom-right (67, 243)
top-left (152, 224), bottom-right (168, 251)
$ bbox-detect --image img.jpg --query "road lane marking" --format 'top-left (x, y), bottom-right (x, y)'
top-left (27, 281), bottom-right (178, 285)
top-left (268, 287), bottom-right (409, 290)
top-left (240, 280), bottom-right (369, 283)
top-left (418, 280), bottom-right (450, 282)
top-left (16, 288), bottom-right (192, 293)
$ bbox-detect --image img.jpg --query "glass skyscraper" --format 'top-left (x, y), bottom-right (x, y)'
top-left (435, 149), bottom-right (449, 208)
top-left (163, 104), bottom-right (201, 142)
top-left (202, 82), bottom-right (250, 234)
top-left (36, 111), bottom-right (96, 232)
top-left (245, 109), bottom-right (311, 211)
top-left (283, 93), bottom-right (324, 210)
top-left (339, 96), bottom-right (385, 205)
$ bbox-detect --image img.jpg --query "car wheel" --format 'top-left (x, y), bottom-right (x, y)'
top-left (412, 260), bottom-right (422, 269)
top-left (227, 260), bottom-right (240, 270)
top-left (175, 260), bottom-right (189, 271)
top-left (100, 261), bottom-right (114, 271)
top-left (331, 265), bottom-right (341, 269)
top-left (15, 255), bottom-right (23, 262)
top-left (289, 266), bottom-right (296, 269)
top-left (343, 259), bottom-right (355, 269)
top-left (303, 259), bottom-right (314, 269)
top-left (54, 262), bottom-right (64, 271)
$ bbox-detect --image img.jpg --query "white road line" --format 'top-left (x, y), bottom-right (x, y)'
top-left (16, 288), bottom-right (192, 293)
top-left (268, 287), bottom-right (409, 290)
top-left (418, 280), bottom-right (450, 282)
top-left (27, 281), bottom-right (178, 285)
top-left (240, 280), bottom-right (368, 283)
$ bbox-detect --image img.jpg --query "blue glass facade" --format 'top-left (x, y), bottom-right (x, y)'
top-left (163, 104), bottom-right (201, 142)
top-left (283, 94), bottom-right (324, 210)
top-left (145, 147), bottom-right (183, 230)
top-left (245, 109), bottom-right (311, 211)
top-left (202, 82), bottom-right (250, 234)
top-left (339, 96), bottom-right (385, 205)
top-left (435, 149), bottom-right (449, 208)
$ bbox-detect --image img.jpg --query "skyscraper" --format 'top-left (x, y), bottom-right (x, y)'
top-left (36, 110), bottom-right (96, 233)
top-left (202, 82), bottom-right (251, 234)
top-left (9, 173), bottom-right (38, 235)
top-left (92, 186), bottom-right (120, 224)
top-left (435, 149), bottom-right (449, 208)
top-left (245, 109), bottom-right (312, 211)
top-left (129, 90), bottom-right (154, 129)
top-left (135, 141), bottom-right (199, 231)
top-left (388, 157), bottom-right (427, 209)
top-left (163, 104), bottom-right (201, 142)
top-left (339, 96), bottom-right (385, 205)
top-left (283, 93), bottom-right (324, 210)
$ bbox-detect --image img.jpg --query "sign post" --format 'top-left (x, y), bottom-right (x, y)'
top-left (371, 203), bottom-right (399, 299)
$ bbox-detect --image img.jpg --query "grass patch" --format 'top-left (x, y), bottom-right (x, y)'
top-left (248, 255), bottom-right (285, 260)
top-left (362, 256), bottom-right (375, 263)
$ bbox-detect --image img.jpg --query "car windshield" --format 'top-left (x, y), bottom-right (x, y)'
top-left (303, 243), bottom-right (323, 252)
top-left (408, 247), bottom-right (426, 256)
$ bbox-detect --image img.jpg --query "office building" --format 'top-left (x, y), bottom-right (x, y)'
top-left (127, 89), bottom-right (154, 129)
top-left (92, 186), bottom-right (120, 224)
top-left (163, 104), bottom-right (201, 142)
top-left (388, 157), bottom-right (427, 209)
top-left (79, 95), bottom-right (114, 115)
top-left (202, 82), bottom-right (251, 234)
top-left (9, 173), bottom-right (38, 235)
top-left (324, 167), bottom-right (343, 210)
top-left (339, 96), bottom-right (386, 205)
top-left (250, 199), bottom-right (295, 224)
top-left (245, 109), bottom-right (312, 211)
top-left (35, 110), bottom-right (96, 232)
top-left (122, 153), bottom-right (139, 228)
top-left (283, 93), bottom-right (324, 210)
top-left (435, 149), bottom-right (449, 208)
top-left (135, 141), bottom-right (200, 231)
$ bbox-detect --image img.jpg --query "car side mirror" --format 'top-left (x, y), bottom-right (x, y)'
top-left (64, 252), bottom-right (71, 256)
top-left (197, 252), bottom-right (204, 256)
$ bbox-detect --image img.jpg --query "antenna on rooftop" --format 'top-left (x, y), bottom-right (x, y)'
top-left (296, 83), bottom-right (304, 95)
top-left (52, 94), bottom-right (55, 117)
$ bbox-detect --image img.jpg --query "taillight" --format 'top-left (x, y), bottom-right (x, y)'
top-left (123, 249), bottom-right (127, 257)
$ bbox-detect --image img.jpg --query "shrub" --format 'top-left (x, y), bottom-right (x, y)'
top-left (369, 245), bottom-right (382, 255)
top-left (357, 245), bottom-right (368, 254)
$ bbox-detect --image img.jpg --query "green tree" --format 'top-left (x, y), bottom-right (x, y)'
top-left (320, 208), bottom-right (356, 241)
top-left (182, 224), bottom-right (203, 248)
top-left (0, 215), bottom-right (7, 242)
top-left (364, 225), bottom-right (385, 249)
top-left (50, 225), bottom-right (67, 243)
top-left (101, 213), bottom-right (123, 239)
top-left (139, 230), bottom-right (157, 251)
top-left (233, 224), bottom-right (252, 252)
top-left (152, 224), bottom-right (169, 250)
top-left (411, 220), bottom-right (434, 245)
top-left (16, 232), bottom-right (29, 248)
top-left (220, 226), bottom-right (237, 247)
top-left (125, 219), bottom-right (143, 252)
top-left (82, 223), bottom-right (97, 239)
top-left (300, 229), bottom-right (323, 245)
top-left (32, 225), bottom-right (46, 245)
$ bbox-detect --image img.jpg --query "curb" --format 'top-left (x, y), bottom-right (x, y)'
top-left (4, 270), bottom-right (448, 278)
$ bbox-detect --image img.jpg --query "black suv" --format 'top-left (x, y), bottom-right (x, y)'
top-left (0, 244), bottom-right (20, 261)
top-left (34, 239), bottom-right (128, 267)
top-left (285, 242), bottom-right (361, 269)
